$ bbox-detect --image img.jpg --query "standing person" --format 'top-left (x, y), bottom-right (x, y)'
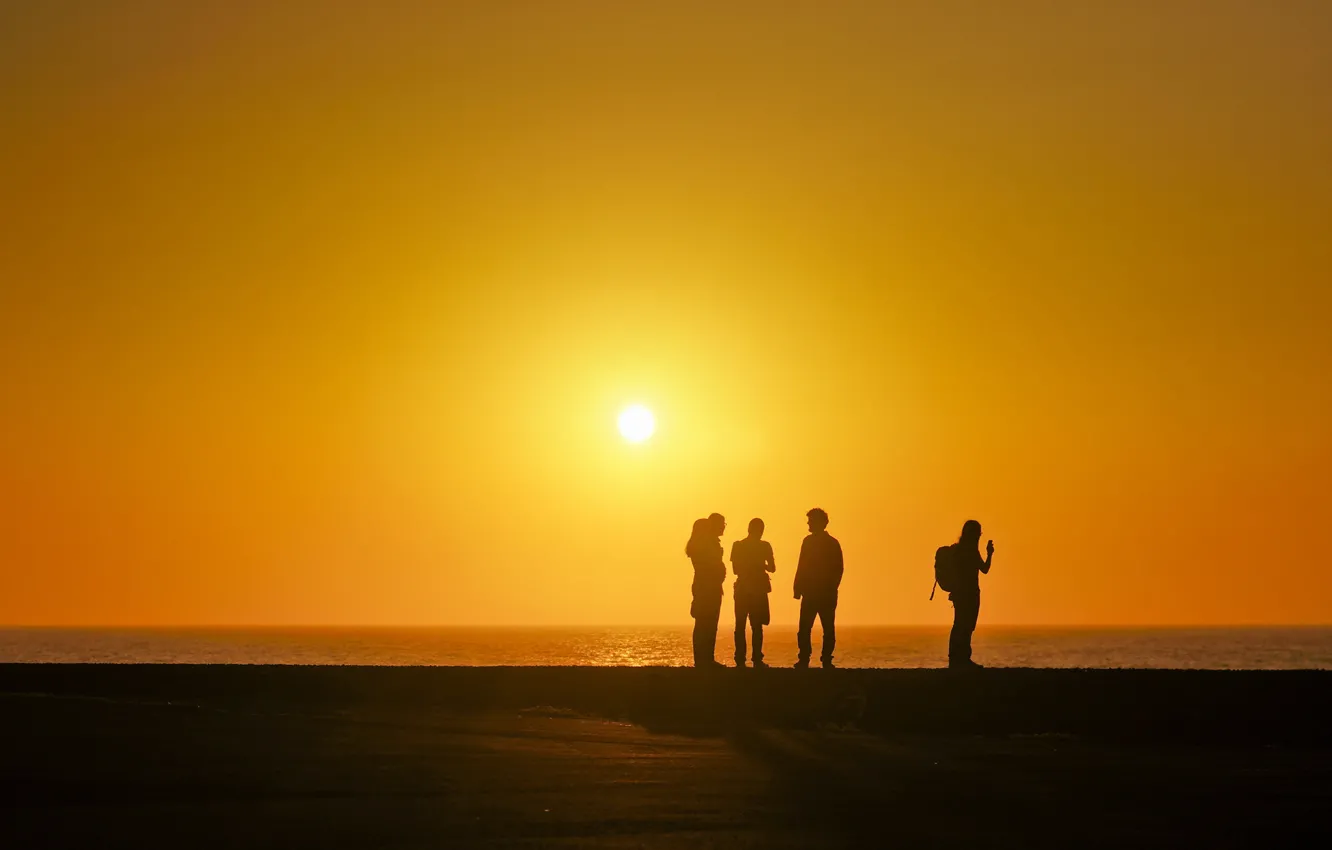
top-left (730, 518), bottom-right (776, 668)
top-left (685, 513), bottom-right (727, 668)
top-left (793, 508), bottom-right (843, 669)
top-left (946, 519), bottom-right (994, 670)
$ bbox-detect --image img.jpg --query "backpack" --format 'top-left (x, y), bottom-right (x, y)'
top-left (930, 545), bottom-right (956, 600)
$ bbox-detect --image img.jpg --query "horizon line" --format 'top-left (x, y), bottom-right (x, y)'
top-left (4, 623), bottom-right (1331, 630)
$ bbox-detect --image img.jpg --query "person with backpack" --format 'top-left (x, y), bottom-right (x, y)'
top-left (793, 508), bottom-right (843, 669)
top-left (932, 519), bottom-right (994, 669)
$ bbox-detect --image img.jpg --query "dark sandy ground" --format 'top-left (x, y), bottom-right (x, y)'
top-left (2, 666), bottom-right (1329, 848)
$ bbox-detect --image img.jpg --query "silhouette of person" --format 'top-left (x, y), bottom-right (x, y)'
top-left (685, 513), bottom-right (726, 668)
top-left (730, 517), bottom-right (776, 668)
top-left (947, 519), bottom-right (994, 669)
top-left (793, 508), bottom-right (843, 668)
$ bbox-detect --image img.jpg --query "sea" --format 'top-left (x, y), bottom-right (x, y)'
top-left (1, 626), bottom-right (1330, 669)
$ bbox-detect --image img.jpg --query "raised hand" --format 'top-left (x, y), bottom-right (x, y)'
top-left (986, 539), bottom-right (995, 557)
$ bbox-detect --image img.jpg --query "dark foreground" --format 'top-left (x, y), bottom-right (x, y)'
top-left (3, 666), bottom-right (1330, 848)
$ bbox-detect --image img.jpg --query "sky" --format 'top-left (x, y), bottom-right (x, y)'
top-left (2, 1), bottom-right (1329, 627)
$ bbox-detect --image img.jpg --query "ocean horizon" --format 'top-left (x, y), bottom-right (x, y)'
top-left (3, 625), bottom-right (1330, 669)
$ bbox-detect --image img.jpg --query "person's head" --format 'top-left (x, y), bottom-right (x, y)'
top-left (806, 507), bottom-right (829, 533)
top-left (747, 518), bottom-right (764, 538)
top-left (707, 512), bottom-right (726, 537)
top-left (959, 519), bottom-right (982, 546)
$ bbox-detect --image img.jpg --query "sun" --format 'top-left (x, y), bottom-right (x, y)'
top-left (617, 405), bottom-right (656, 443)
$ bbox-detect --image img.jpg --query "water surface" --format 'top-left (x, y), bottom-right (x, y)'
top-left (3, 626), bottom-right (1329, 668)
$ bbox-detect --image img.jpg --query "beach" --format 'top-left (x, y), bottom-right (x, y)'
top-left (3, 665), bottom-right (1330, 848)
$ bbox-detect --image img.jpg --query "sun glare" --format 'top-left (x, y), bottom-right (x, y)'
top-left (617, 405), bottom-right (656, 443)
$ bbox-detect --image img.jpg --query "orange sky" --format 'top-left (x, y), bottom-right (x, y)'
top-left (2, 2), bottom-right (1329, 626)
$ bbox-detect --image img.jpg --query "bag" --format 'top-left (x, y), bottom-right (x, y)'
top-left (930, 545), bottom-right (956, 600)
top-left (746, 591), bottom-right (771, 627)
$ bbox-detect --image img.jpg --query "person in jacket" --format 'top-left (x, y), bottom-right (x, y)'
top-left (793, 508), bottom-right (843, 668)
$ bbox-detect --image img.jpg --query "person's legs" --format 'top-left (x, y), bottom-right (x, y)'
top-left (692, 608), bottom-right (707, 666)
top-left (819, 599), bottom-right (837, 665)
top-left (693, 594), bottom-right (720, 667)
top-left (947, 599), bottom-right (964, 664)
top-left (963, 591), bottom-right (981, 662)
top-left (752, 593), bottom-right (769, 664)
top-left (949, 593), bottom-right (981, 666)
top-left (701, 599), bottom-right (721, 665)
top-left (692, 615), bottom-right (705, 666)
top-left (751, 612), bottom-right (764, 664)
top-left (796, 598), bottom-right (817, 665)
top-left (733, 595), bottom-right (748, 665)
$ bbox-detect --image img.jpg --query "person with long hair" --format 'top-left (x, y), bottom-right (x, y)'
top-left (947, 519), bottom-right (994, 669)
top-left (685, 513), bottom-right (727, 668)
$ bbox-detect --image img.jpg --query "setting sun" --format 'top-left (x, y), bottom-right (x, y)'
top-left (617, 405), bottom-right (656, 443)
